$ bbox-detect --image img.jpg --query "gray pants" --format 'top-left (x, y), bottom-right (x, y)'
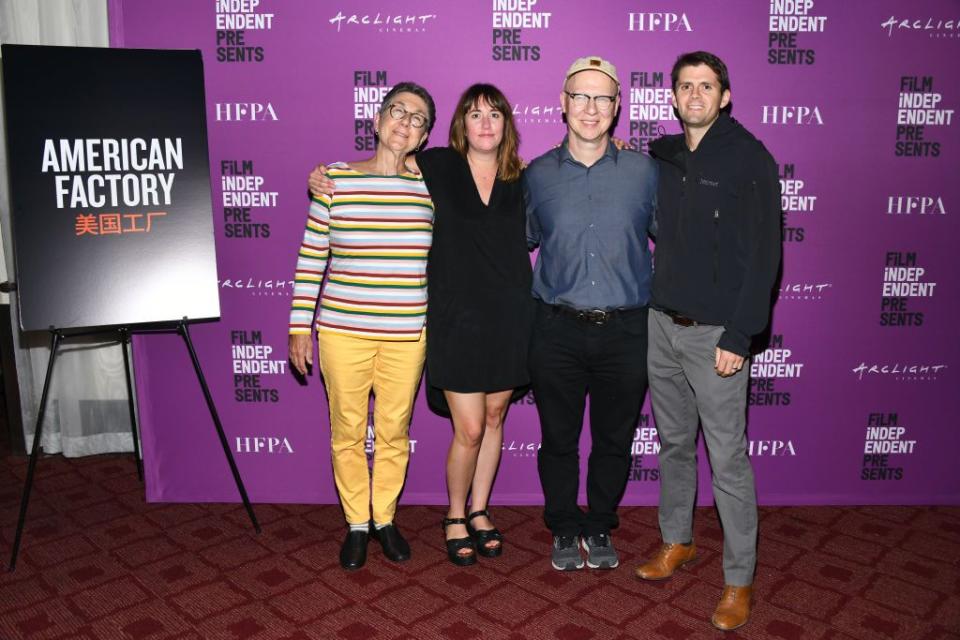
top-left (648, 308), bottom-right (757, 586)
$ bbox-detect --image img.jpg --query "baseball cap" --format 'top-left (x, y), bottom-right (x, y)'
top-left (564, 56), bottom-right (620, 88)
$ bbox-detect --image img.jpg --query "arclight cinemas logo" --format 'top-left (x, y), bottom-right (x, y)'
top-left (851, 362), bottom-right (947, 381)
top-left (511, 102), bottom-right (563, 124)
top-left (328, 11), bottom-right (437, 32)
top-left (502, 439), bottom-right (540, 457)
top-left (219, 276), bottom-right (294, 296)
top-left (778, 282), bottom-right (832, 300)
top-left (880, 16), bottom-right (960, 38)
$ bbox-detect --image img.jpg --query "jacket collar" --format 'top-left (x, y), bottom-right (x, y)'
top-left (649, 111), bottom-right (736, 169)
top-left (697, 111), bottom-right (736, 150)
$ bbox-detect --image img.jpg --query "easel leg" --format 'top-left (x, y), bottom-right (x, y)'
top-left (9, 330), bottom-right (62, 571)
top-left (178, 321), bottom-right (260, 533)
top-left (119, 329), bottom-right (144, 482)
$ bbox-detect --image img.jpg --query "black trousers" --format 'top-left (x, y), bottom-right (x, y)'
top-left (529, 302), bottom-right (649, 537)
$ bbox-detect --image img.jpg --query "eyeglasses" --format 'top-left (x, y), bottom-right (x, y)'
top-left (386, 103), bottom-right (428, 129)
top-left (564, 92), bottom-right (617, 112)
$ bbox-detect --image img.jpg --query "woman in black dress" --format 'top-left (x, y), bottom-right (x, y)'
top-left (309, 84), bottom-right (533, 566)
top-left (417, 85), bottom-right (533, 565)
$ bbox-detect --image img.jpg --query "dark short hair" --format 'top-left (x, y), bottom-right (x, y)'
top-left (379, 81), bottom-right (437, 133)
top-left (448, 83), bottom-right (523, 183)
top-left (670, 51), bottom-right (731, 94)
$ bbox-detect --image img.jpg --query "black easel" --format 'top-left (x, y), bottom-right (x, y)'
top-left (8, 318), bottom-right (260, 571)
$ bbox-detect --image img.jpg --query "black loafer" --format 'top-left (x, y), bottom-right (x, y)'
top-left (339, 528), bottom-right (369, 570)
top-left (372, 523), bottom-right (411, 562)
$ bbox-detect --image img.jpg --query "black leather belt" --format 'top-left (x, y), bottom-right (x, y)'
top-left (549, 303), bottom-right (643, 326)
top-left (660, 308), bottom-right (710, 327)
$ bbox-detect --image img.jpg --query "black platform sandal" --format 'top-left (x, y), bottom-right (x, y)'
top-left (442, 517), bottom-right (477, 566)
top-left (467, 509), bottom-right (503, 558)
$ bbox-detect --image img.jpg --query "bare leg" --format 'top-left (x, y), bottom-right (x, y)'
top-left (468, 390), bottom-right (512, 549)
top-left (444, 390), bottom-right (486, 557)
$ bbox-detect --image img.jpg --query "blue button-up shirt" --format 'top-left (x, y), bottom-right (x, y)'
top-left (523, 139), bottom-right (658, 311)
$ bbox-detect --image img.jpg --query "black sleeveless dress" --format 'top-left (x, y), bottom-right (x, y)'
top-left (417, 147), bottom-right (534, 415)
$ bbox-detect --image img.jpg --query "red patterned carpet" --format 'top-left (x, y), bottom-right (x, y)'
top-left (1, 450), bottom-right (958, 640)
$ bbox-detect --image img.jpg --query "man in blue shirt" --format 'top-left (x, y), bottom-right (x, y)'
top-left (523, 56), bottom-right (658, 571)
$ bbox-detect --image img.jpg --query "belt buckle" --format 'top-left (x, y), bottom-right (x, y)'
top-left (578, 309), bottom-right (609, 325)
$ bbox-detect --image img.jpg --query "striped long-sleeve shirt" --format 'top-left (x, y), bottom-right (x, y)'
top-left (289, 163), bottom-right (434, 341)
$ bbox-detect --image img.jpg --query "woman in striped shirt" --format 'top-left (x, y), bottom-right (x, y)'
top-left (309, 84), bottom-right (534, 567)
top-left (288, 82), bottom-right (436, 571)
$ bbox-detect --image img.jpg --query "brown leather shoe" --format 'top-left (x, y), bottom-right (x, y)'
top-left (634, 542), bottom-right (697, 580)
top-left (711, 585), bottom-right (753, 631)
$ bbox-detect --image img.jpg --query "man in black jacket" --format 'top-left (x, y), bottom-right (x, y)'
top-left (634, 51), bottom-right (781, 631)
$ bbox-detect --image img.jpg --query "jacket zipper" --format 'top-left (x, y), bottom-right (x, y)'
top-left (671, 174), bottom-right (687, 284)
top-left (713, 208), bottom-right (720, 285)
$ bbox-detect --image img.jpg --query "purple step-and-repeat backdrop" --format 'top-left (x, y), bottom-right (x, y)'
top-left (112, 1), bottom-right (959, 506)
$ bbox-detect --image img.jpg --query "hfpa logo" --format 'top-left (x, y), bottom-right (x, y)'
top-left (627, 12), bottom-right (692, 31)
top-left (761, 105), bottom-right (823, 125)
top-left (215, 103), bottom-right (278, 122)
top-left (235, 436), bottom-right (294, 453)
top-left (887, 196), bottom-right (946, 215)
top-left (748, 440), bottom-right (796, 456)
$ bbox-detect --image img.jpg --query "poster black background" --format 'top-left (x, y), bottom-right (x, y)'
top-left (2, 45), bottom-right (219, 331)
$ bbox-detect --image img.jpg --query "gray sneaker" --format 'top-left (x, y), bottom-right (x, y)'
top-left (551, 535), bottom-right (584, 571)
top-left (582, 533), bottom-right (619, 569)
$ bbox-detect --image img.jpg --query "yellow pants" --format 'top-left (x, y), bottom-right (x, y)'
top-left (318, 330), bottom-right (426, 525)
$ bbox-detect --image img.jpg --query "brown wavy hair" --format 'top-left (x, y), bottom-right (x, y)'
top-left (448, 84), bottom-right (523, 183)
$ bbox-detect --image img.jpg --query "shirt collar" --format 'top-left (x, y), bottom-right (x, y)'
top-left (558, 134), bottom-right (619, 167)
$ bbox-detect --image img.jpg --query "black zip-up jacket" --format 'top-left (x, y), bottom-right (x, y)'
top-left (649, 112), bottom-right (782, 357)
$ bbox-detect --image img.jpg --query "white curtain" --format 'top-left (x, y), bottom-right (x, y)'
top-left (0, 0), bottom-right (137, 457)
